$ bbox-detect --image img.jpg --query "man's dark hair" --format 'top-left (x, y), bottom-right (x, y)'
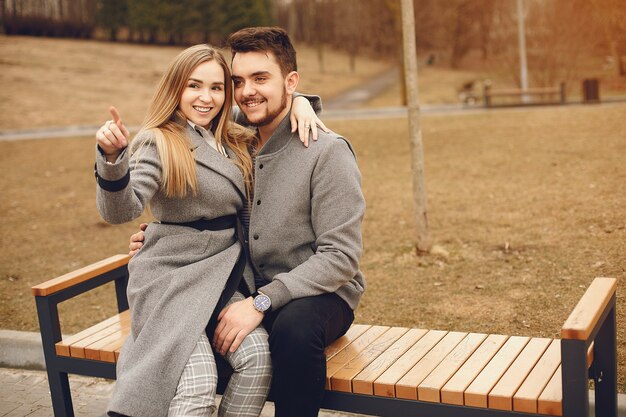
top-left (227, 27), bottom-right (297, 77)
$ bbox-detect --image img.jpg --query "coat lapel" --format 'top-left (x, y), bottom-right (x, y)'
top-left (186, 125), bottom-right (245, 197)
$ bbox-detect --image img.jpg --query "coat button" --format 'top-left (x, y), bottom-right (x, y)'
top-left (259, 264), bottom-right (265, 269)
top-left (253, 234), bottom-right (259, 240)
top-left (259, 164), bottom-right (264, 169)
top-left (256, 200), bottom-right (261, 205)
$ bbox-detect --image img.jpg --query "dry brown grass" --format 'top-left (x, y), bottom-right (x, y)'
top-left (0, 35), bottom-right (391, 130)
top-left (0, 36), bottom-right (624, 391)
top-left (1, 104), bottom-right (624, 390)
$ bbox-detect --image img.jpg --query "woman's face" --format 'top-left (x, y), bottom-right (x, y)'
top-left (179, 60), bottom-right (226, 129)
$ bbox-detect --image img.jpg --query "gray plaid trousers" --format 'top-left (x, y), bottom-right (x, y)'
top-left (168, 292), bottom-right (272, 417)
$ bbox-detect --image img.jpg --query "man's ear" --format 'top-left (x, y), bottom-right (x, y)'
top-left (284, 71), bottom-right (299, 94)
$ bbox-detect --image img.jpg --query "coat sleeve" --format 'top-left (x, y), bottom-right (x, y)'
top-left (95, 131), bottom-right (162, 224)
top-left (258, 138), bottom-right (365, 309)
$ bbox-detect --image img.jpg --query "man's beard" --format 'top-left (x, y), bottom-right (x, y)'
top-left (245, 88), bottom-right (288, 127)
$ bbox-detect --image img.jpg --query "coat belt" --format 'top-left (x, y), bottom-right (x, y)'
top-left (160, 215), bottom-right (236, 231)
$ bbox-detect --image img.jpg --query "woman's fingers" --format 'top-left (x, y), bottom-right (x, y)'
top-left (298, 121), bottom-right (311, 147)
top-left (293, 117), bottom-right (329, 148)
top-left (316, 116), bottom-right (330, 133)
top-left (109, 105), bottom-right (130, 140)
top-left (109, 106), bottom-right (122, 124)
top-left (108, 123), bottom-right (128, 147)
top-left (102, 122), bottom-right (126, 149)
top-left (310, 119), bottom-right (318, 142)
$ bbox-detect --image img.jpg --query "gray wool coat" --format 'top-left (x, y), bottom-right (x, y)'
top-left (233, 109), bottom-right (366, 312)
top-left (95, 124), bottom-right (253, 417)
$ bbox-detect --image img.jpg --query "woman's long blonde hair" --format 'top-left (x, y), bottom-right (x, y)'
top-left (135, 44), bottom-right (255, 199)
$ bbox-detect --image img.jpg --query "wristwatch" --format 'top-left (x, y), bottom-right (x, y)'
top-left (252, 291), bottom-right (271, 313)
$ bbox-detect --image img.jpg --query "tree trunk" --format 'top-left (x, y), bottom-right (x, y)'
top-left (401, 0), bottom-right (431, 253)
top-left (287, 0), bottom-right (297, 38)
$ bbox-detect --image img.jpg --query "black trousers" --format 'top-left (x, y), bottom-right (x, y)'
top-left (263, 293), bottom-right (354, 417)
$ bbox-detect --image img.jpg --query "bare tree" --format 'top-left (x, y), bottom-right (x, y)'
top-left (401, 0), bottom-right (431, 253)
top-left (591, 0), bottom-right (626, 76)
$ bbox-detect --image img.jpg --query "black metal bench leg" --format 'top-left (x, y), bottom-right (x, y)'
top-left (562, 339), bottom-right (589, 417)
top-left (46, 369), bottom-right (75, 417)
top-left (593, 301), bottom-right (617, 417)
top-left (35, 296), bottom-right (76, 416)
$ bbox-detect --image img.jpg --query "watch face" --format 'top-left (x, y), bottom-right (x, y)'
top-left (254, 294), bottom-right (271, 312)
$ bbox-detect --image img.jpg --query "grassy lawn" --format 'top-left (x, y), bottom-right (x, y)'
top-left (1, 104), bottom-right (624, 390)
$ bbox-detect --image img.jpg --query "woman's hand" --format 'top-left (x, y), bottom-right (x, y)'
top-left (96, 106), bottom-right (130, 162)
top-left (290, 96), bottom-right (329, 147)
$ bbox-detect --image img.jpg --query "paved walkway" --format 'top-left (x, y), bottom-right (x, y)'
top-left (0, 367), bottom-right (358, 417)
top-left (2, 100), bottom-right (626, 142)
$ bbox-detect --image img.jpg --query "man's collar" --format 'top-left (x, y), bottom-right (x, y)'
top-left (256, 112), bottom-right (294, 156)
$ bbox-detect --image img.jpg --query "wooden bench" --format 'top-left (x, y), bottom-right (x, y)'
top-left (33, 255), bottom-right (618, 417)
top-left (484, 83), bottom-right (566, 107)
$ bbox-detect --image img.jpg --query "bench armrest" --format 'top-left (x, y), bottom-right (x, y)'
top-left (31, 254), bottom-right (130, 297)
top-left (561, 277), bottom-right (617, 340)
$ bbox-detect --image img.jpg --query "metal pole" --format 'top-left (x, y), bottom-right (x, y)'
top-left (400, 0), bottom-right (430, 253)
top-left (516, 0), bottom-right (530, 103)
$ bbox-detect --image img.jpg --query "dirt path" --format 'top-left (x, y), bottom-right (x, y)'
top-left (324, 68), bottom-right (400, 110)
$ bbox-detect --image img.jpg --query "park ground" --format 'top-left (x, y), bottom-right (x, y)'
top-left (0, 36), bottom-right (625, 391)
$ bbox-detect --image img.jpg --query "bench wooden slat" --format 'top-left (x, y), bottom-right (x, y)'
top-left (84, 321), bottom-right (131, 361)
top-left (352, 328), bottom-right (427, 395)
top-left (55, 310), bottom-right (130, 356)
top-left (330, 327), bottom-right (408, 392)
top-left (373, 330), bottom-right (448, 397)
top-left (513, 339), bottom-right (561, 413)
top-left (55, 313), bottom-right (124, 356)
top-left (440, 334), bottom-right (509, 405)
top-left (418, 333), bottom-right (488, 403)
top-left (99, 329), bottom-right (130, 363)
top-left (69, 316), bottom-right (129, 359)
top-left (32, 254), bottom-right (130, 296)
top-left (84, 329), bottom-right (124, 361)
top-left (561, 277), bottom-right (617, 340)
top-left (537, 365), bottom-right (563, 416)
top-left (489, 337), bottom-right (552, 410)
top-left (396, 331), bottom-right (468, 400)
top-left (325, 324), bottom-right (371, 360)
top-left (325, 326), bottom-right (389, 389)
top-left (464, 336), bottom-right (530, 408)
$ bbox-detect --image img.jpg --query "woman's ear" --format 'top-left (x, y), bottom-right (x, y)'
top-left (284, 71), bottom-right (299, 95)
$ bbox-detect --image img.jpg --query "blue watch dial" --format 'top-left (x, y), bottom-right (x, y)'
top-left (253, 294), bottom-right (271, 312)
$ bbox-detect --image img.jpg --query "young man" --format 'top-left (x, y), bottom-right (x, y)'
top-left (215, 27), bottom-right (365, 417)
top-left (131, 27), bottom-right (366, 417)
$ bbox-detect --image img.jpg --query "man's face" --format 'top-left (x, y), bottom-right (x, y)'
top-left (231, 51), bottom-right (289, 128)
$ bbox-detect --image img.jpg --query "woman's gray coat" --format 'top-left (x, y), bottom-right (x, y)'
top-left (95, 124), bottom-right (252, 417)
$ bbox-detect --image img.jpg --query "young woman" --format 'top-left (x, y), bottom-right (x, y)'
top-left (94, 44), bottom-right (320, 417)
